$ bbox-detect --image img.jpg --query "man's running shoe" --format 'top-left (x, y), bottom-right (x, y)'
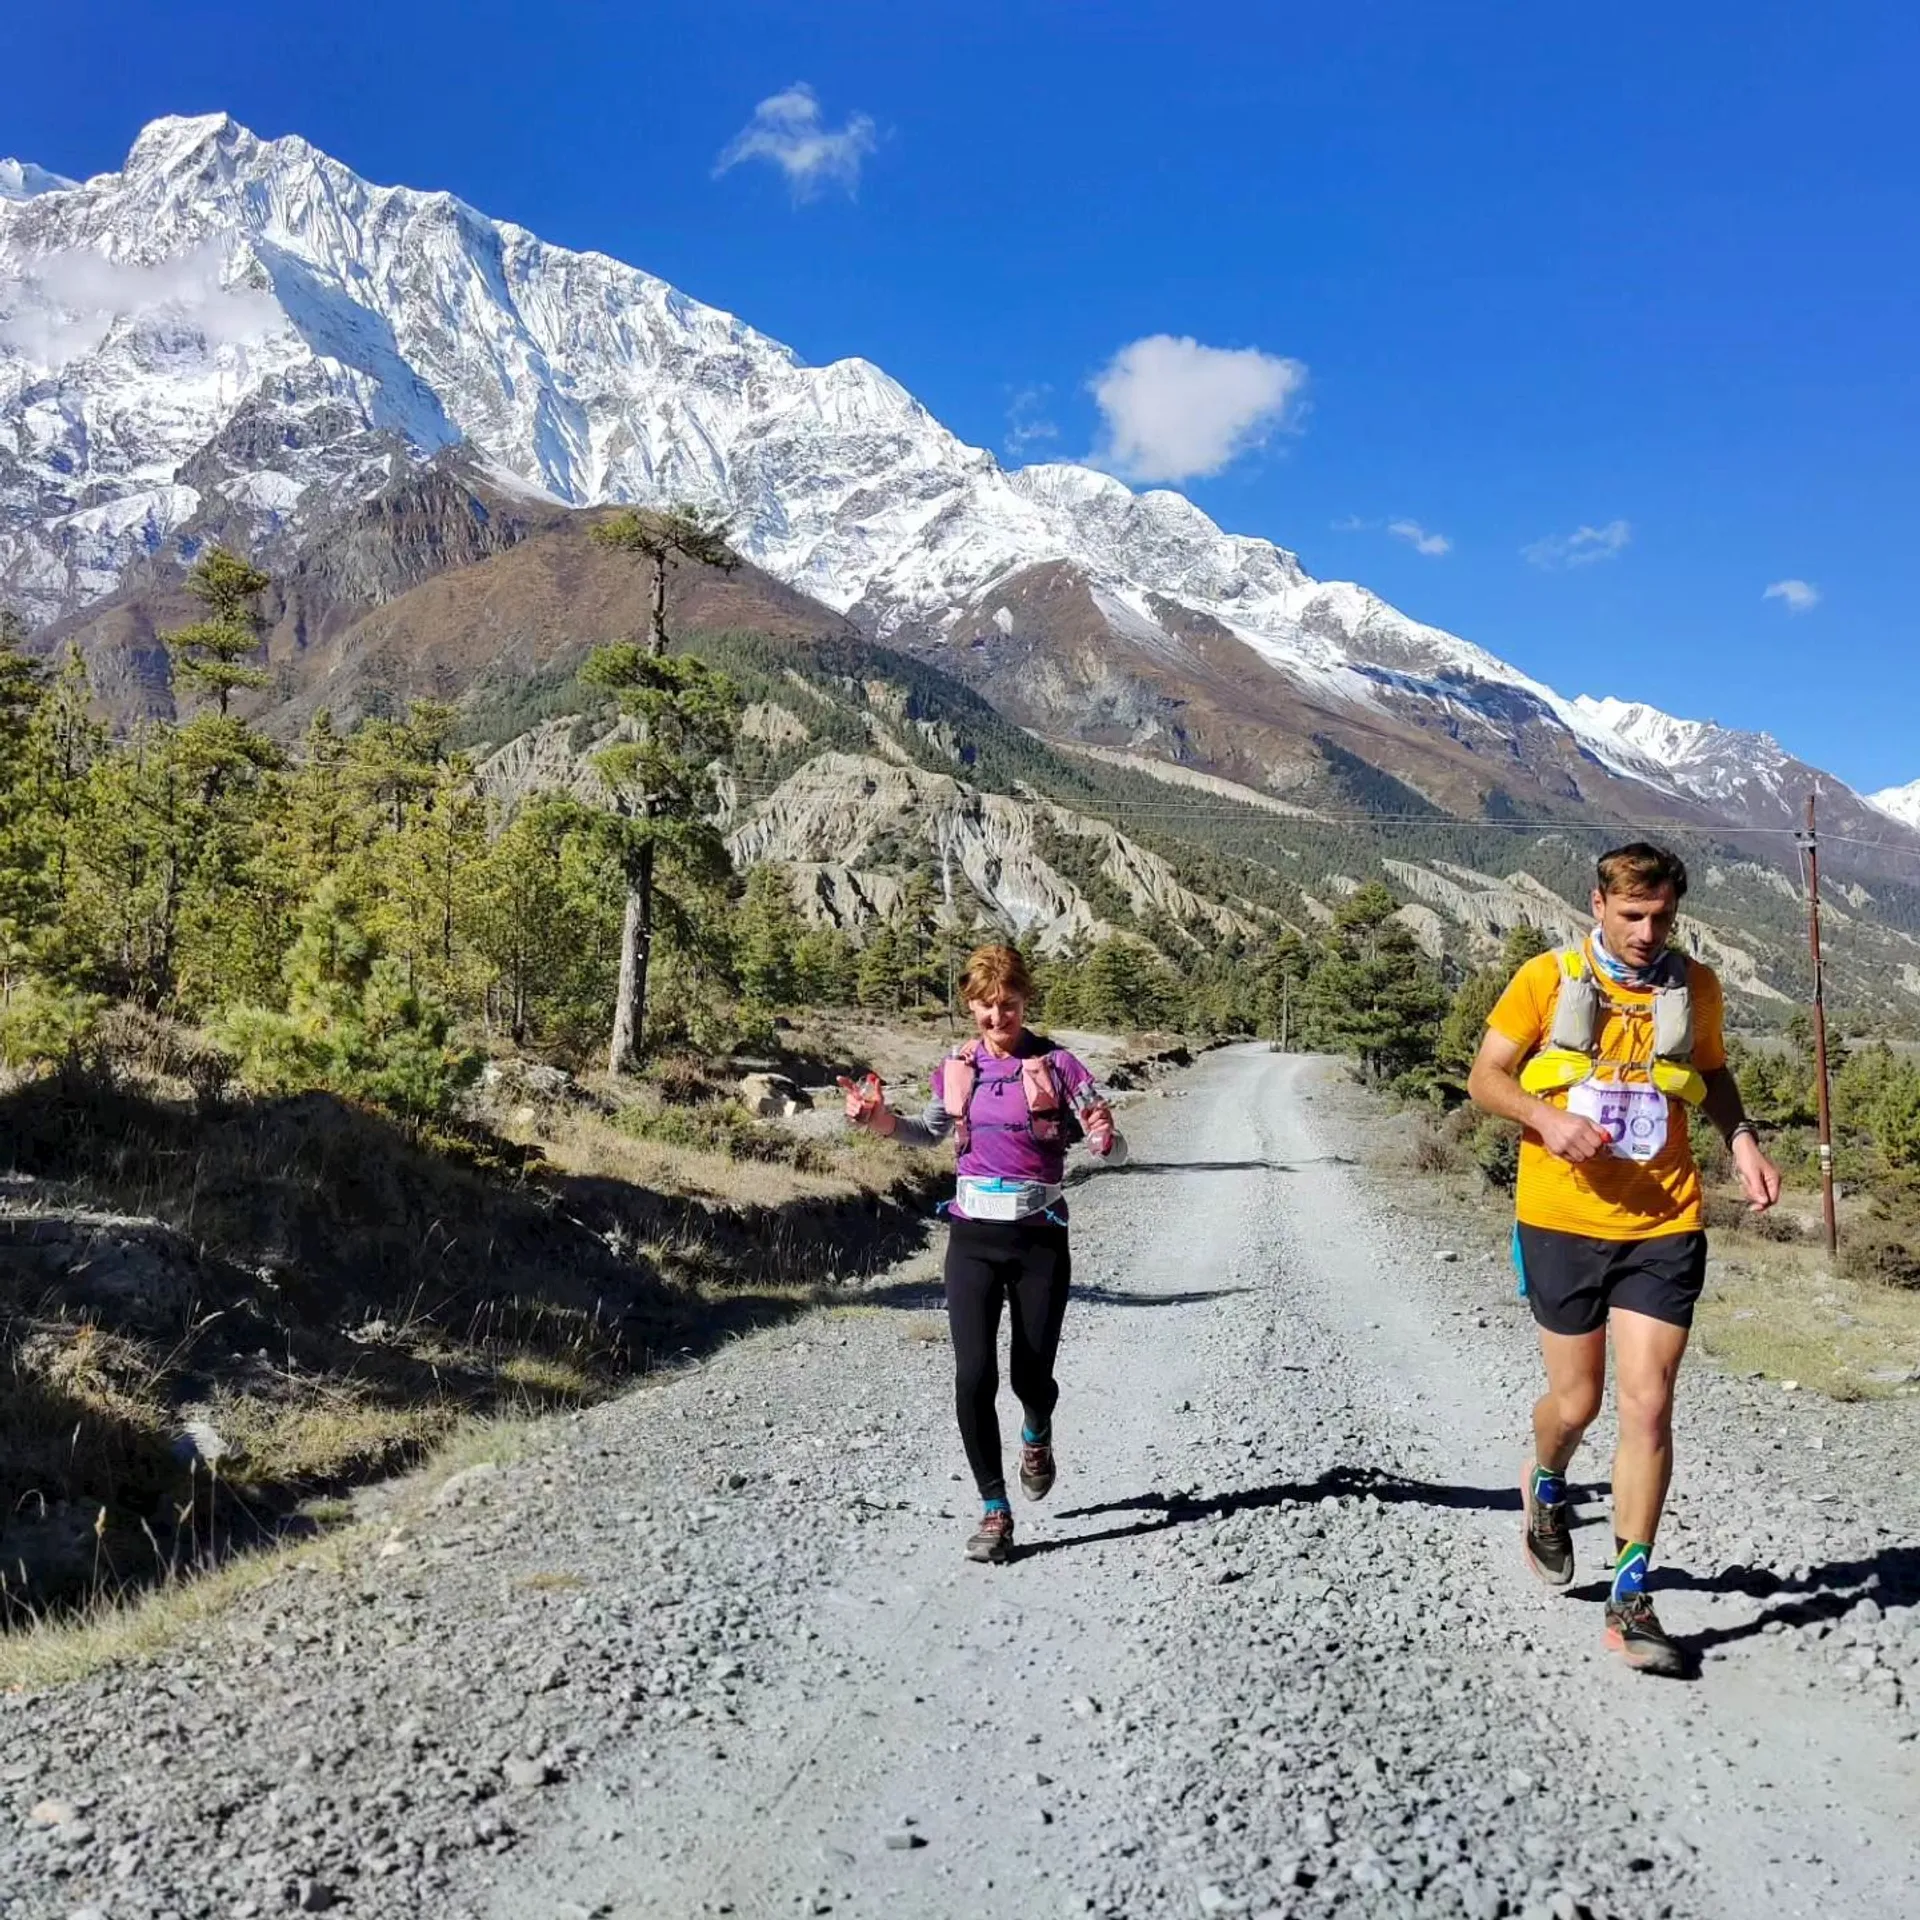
top-left (1520, 1463), bottom-right (1574, 1588)
top-left (1604, 1593), bottom-right (1685, 1676)
top-left (1019, 1439), bottom-right (1056, 1501)
top-left (966, 1509), bottom-right (1014, 1564)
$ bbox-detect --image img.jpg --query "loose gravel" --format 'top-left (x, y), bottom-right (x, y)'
top-left (5, 1047), bottom-right (1917, 1920)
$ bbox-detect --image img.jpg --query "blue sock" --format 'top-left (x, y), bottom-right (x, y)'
top-left (1531, 1462), bottom-right (1567, 1508)
top-left (1022, 1422), bottom-right (1051, 1446)
top-left (1611, 1539), bottom-right (1652, 1601)
top-left (983, 1496), bottom-right (1011, 1516)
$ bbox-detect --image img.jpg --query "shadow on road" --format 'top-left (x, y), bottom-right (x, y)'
top-left (1016, 1465), bottom-right (1611, 1560)
top-left (1642, 1542), bottom-right (1920, 1653)
top-left (860, 1279), bottom-right (1253, 1311)
top-left (1065, 1159), bottom-right (1297, 1182)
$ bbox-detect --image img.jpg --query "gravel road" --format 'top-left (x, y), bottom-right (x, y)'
top-left (8, 1047), bottom-right (1918, 1920)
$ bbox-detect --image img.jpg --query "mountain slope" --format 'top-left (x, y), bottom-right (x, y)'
top-left (5, 112), bottom-right (1914, 866)
top-left (1870, 780), bottom-right (1920, 832)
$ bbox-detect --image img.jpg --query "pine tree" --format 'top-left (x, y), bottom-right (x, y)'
top-left (1435, 923), bottom-right (1553, 1086)
top-left (1301, 881), bottom-right (1448, 1088)
top-left (737, 863), bottom-right (805, 1008)
top-left (590, 506), bottom-right (736, 656)
top-left (856, 921), bottom-right (904, 1011)
top-left (164, 547), bottom-right (272, 716)
top-left (1078, 935), bottom-right (1178, 1032)
top-left (1258, 928), bottom-right (1313, 1048)
top-left (792, 924), bottom-right (858, 1007)
top-left (586, 507), bottom-right (742, 1072)
top-left (217, 881), bottom-right (481, 1121)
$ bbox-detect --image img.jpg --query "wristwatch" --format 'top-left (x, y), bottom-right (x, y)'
top-left (1729, 1120), bottom-right (1761, 1147)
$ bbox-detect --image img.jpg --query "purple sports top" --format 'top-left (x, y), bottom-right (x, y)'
top-left (889, 1030), bottom-right (1101, 1221)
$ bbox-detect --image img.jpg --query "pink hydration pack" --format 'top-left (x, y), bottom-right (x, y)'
top-left (942, 1039), bottom-right (1113, 1157)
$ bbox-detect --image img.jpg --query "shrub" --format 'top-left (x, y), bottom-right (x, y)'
top-left (613, 1099), bottom-right (831, 1174)
top-left (1409, 1125), bottom-right (1465, 1175)
top-left (1468, 1113), bottom-right (1521, 1190)
top-left (216, 886), bottom-right (481, 1124)
top-left (1838, 1213), bottom-right (1920, 1290)
top-left (0, 981), bottom-right (106, 1071)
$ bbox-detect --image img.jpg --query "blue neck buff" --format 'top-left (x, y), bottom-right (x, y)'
top-left (1588, 926), bottom-right (1661, 991)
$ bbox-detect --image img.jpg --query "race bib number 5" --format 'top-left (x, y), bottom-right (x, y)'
top-left (1566, 1078), bottom-right (1670, 1163)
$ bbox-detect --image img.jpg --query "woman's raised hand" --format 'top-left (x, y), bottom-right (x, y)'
top-left (838, 1072), bottom-right (887, 1127)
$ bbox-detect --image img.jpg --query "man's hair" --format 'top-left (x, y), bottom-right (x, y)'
top-left (961, 942), bottom-right (1035, 1003)
top-left (1595, 842), bottom-right (1688, 901)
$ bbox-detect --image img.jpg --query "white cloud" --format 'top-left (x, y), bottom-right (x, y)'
top-left (1088, 334), bottom-right (1307, 484)
top-left (1522, 519), bottom-right (1632, 569)
top-left (1764, 578), bottom-right (1821, 614)
top-left (1330, 514), bottom-right (1370, 533)
top-left (714, 84), bottom-right (877, 201)
top-left (0, 241), bottom-right (281, 370)
top-left (1388, 518), bottom-right (1451, 557)
top-left (1004, 385), bottom-right (1058, 460)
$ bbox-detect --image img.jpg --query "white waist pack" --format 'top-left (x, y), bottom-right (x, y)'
top-left (955, 1177), bottom-right (1064, 1222)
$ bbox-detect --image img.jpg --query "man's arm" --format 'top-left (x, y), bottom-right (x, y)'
top-left (1466, 1028), bottom-right (1613, 1165)
top-left (1699, 1065), bottom-right (1783, 1212)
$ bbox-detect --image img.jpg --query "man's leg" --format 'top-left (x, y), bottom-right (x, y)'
top-left (1533, 1328), bottom-right (1607, 1477)
top-left (1607, 1305), bottom-right (1690, 1549)
top-left (1598, 1234), bottom-right (1705, 1675)
top-left (1515, 1224), bottom-right (1610, 1587)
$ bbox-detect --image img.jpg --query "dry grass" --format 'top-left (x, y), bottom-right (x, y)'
top-left (1386, 1093), bottom-right (1920, 1404)
top-left (1, 1023), bottom-right (943, 1632)
top-left (1694, 1239), bottom-right (1920, 1399)
top-left (0, 1529), bottom-right (358, 1693)
top-left (1, 1413), bottom-right (547, 1692)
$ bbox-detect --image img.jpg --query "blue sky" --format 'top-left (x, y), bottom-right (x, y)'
top-left (7, 1), bottom-right (1917, 788)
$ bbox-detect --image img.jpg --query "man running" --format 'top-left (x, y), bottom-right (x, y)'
top-left (1468, 843), bottom-right (1781, 1675)
top-left (842, 943), bottom-right (1119, 1564)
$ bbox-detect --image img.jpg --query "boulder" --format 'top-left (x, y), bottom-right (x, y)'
top-left (738, 1072), bottom-right (810, 1120)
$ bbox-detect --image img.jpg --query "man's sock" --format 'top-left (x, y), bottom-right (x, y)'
top-left (1611, 1538), bottom-right (1653, 1602)
top-left (1531, 1462), bottom-right (1567, 1508)
top-left (983, 1496), bottom-right (1012, 1517)
top-left (1021, 1421), bottom-right (1052, 1447)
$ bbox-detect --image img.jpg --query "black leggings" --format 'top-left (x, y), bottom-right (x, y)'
top-left (944, 1217), bottom-right (1073, 1503)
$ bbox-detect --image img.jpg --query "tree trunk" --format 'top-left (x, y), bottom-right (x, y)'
top-left (649, 552), bottom-right (670, 657)
top-left (606, 839), bottom-right (656, 1075)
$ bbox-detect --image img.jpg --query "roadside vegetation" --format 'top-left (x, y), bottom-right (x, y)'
top-left (7, 532), bottom-right (1919, 1647)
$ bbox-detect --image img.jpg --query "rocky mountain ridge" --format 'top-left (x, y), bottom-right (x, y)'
top-left (3, 113), bottom-right (1914, 854)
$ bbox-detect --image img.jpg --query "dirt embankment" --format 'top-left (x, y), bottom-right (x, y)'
top-left (0, 1016), bottom-right (1200, 1619)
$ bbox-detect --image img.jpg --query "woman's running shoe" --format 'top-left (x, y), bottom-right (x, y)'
top-left (1603, 1593), bottom-right (1684, 1676)
top-left (1520, 1462), bottom-right (1574, 1587)
top-left (1019, 1439), bottom-right (1056, 1501)
top-left (966, 1508), bottom-right (1014, 1564)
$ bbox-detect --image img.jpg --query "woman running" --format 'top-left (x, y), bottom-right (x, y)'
top-left (841, 943), bottom-right (1121, 1564)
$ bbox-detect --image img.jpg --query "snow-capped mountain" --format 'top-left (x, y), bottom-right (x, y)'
top-left (0, 160), bottom-right (77, 201)
top-left (1870, 781), bottom-right (1920, 831)
top-left (0, 113), bottom-right (1905, 849)
top-left (1567, 697), bottom-right (1800, 809)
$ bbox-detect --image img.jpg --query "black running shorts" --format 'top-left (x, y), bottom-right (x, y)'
top-left (1515, 1223), bottom-right (1708, 1336)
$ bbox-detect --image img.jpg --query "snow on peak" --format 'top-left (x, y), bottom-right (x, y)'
top-left (0, 112), bottom-right (1877, 834)
top-left (0, 158), bottom-right (78, 200)
top-left (1570, 694), bottom-right (1804, 810)
top-left (1869, 780), bottom-right (1920, 831)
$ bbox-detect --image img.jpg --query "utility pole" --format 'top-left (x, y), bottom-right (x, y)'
top-left (1803, 789), bottom-right (1840, 1257)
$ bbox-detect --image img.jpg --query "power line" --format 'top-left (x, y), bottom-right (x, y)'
top-left (721, 774), bottom-right (1920, 861)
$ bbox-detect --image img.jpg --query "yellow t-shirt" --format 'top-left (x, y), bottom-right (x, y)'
top-left (1487, 948), bottom-right (1725, 1241)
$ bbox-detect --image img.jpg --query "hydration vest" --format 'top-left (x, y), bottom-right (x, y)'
top-left (942, 1039), bottom-right (1113, 1155)
top-left (1516, 944), bottom-right (1706, 1107)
